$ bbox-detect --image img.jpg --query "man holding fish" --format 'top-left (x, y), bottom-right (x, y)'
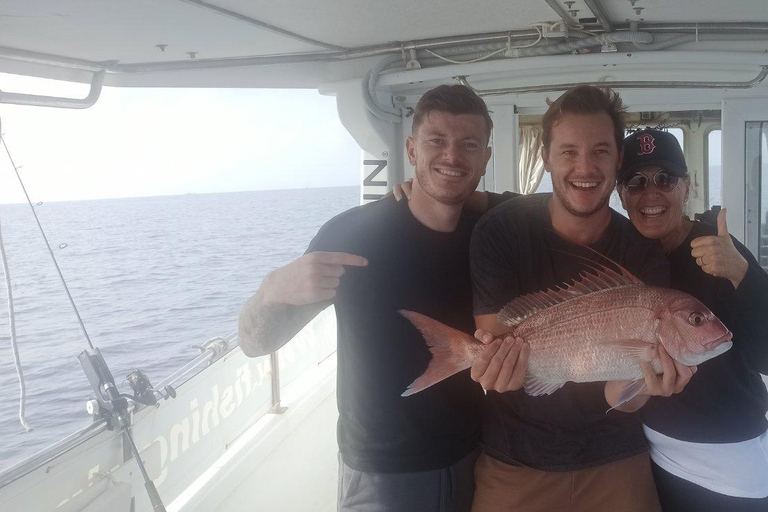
top-left (239, 84), bottom-right (515, 511)
top-left (465, 86), bottom-right (704, 512)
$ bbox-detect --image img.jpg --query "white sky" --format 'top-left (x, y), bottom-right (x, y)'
top-left (0, 74), bottom-right (362, 204)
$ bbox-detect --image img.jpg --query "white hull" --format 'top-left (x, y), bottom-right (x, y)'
top-left (0, 308), bottom-right (339, 512)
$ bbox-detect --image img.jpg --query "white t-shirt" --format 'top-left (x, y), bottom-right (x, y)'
top-left (644, 425), bottom-right (768, 498)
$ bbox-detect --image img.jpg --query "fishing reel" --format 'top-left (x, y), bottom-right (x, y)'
top-left (79, 347), bottom-right (168, 511)
top-left (126, 369), bottom-right (176, 407)
top-left (81, 353), bottom-right (177, 424)
top-left (79, 348), bottom-right (131, 430)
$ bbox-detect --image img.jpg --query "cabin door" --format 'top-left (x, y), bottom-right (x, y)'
top-left (722, 98), bottom-right (768, 271)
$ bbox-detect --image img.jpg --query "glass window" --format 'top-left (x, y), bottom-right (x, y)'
top-left (667, 128), bottom-right (685, 152)
top-left (762, 126), bottom-right (768, 271)
top-left (535, 171), bottom-right (552, 193)
top-left (745, 121), bottom-right (768, 270)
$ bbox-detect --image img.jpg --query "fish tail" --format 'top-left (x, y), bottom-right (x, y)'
top-left (399, 310), bottom-right (475, 397)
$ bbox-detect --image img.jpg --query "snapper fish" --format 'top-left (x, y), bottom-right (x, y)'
top-left (401, 260), bottom-right (732, 404)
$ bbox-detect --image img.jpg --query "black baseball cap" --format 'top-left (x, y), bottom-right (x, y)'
top-left (618, 128), bottom-right (688, 184)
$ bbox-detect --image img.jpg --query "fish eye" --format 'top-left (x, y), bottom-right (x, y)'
top-left (688, 312), bottom-right (705, 326)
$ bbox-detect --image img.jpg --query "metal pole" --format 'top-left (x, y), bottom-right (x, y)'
top-left (269, 352), bottom-right (287, 414)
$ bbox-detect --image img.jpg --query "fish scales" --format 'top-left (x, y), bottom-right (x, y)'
top-left (508, 285), bottom-right (665, 383)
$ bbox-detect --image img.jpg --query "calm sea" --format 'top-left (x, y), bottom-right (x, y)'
top-left (0, 186), bottom-right (360, 473)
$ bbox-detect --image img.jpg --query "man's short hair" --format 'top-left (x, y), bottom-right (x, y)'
top-left (542, 85), bottom-right (626, 150)
top-left (412, 85), bottom-right (494, 143)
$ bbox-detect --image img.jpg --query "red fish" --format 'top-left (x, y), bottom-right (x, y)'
top-left (401, 262), bottom-right (732, 401)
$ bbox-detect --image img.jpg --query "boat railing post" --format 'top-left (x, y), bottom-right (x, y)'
top-left (269, 351), bottom-right (287, 414)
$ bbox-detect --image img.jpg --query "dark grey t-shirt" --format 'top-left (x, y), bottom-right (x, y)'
top-left (308, 192), bottom-right (516, 473)
top-left (471, 193), bottom-right (669, 471)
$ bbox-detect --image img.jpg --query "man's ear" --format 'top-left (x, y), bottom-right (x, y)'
top-left (482, 146), bottom-right (491, 176)
top-left (541, 146), bottom-right (550, 171)
top-left (406, 137), bottom-right (417, 166)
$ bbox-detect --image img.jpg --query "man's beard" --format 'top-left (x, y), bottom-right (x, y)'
top-left (414, 168), bottom-right (477, 206)
top-left (552, 179), bottom-right (613, 218)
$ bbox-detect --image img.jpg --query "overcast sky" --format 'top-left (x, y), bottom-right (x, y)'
top-left (0, 74), bottom-right (362, 204)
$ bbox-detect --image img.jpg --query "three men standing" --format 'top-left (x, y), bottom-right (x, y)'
top-left (239, 84), bottom-right (689, 511)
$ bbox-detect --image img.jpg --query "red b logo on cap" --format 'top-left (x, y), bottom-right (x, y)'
top-left (638, 134), bottom-right (655, 155)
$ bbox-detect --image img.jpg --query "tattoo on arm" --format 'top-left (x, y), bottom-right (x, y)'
top-left (238, 288), bottom-right (330, 358)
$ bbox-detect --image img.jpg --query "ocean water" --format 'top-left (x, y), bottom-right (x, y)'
top-left (0, 186), bottom-right (360, 473)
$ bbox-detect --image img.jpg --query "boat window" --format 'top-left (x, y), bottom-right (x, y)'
top-left (667, 128), bottom-right (685, 152)
top-left (536, 171), bottom-right (553, 194)
top-left (746, 122), bottom-right (768, 271)
top-left (707, 129), bottom-right (723, 208)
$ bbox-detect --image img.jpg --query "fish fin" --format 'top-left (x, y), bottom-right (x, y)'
top-left (604, 339), bottom-right (656, 363)
top-left (523, 375), bottom-right (566, 396)
top-left (548, 242), bottom-right (643, 286)
top-left (607, 379), bottom-right (647, 412)
top-left (399, 310), bottom-right (475, 397)
top-left (498, 252), bottom-right (642, 327)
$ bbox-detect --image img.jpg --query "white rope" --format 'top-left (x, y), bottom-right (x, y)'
top-left (424, 25), bottom-right (547, 65)
top-left (0, 218), bottom-right (31, 431)
top-left (424, 46), bottom-right (507, 65)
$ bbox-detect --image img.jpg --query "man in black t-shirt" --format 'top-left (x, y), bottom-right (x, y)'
top-left (239, 85), bottom-right (513, 511)
top-left (468, 86), bottom-right (692, 512)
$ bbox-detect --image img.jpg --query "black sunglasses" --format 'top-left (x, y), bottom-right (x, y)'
top-left (622, 170), bottom-right (680, 194)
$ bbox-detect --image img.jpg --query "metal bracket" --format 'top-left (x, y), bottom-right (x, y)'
top-left (193, 336), bottom-right (229, 358)
top-left (0, 69), bottom-right (106, 109)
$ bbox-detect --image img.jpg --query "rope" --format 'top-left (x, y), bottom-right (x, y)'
top-left (424, 25), bottom-right (546, 65)
top-left (0, 218), bottom-right (31, 431)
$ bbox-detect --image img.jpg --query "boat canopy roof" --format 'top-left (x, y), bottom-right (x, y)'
top-left (1, 0), bottom-right (768, 92)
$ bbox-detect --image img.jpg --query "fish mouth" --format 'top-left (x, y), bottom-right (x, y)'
top-left (706, 330), bottom-right (733, 350)
top-left (675, 339), bottom-right (733, 366)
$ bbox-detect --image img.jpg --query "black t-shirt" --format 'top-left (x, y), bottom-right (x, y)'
top-left (642, 221), bottom-right (768, 442)
top-left (471, 193), bottom-right (669, 471)
top-left (307, 193), bottom-right (515, 473)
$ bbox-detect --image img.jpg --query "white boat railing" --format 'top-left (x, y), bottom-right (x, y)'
top-left (0, 306), bottom-right (338, 512)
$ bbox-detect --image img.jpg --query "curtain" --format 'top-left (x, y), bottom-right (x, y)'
top-left (519, 125), bottom-right (546, 194)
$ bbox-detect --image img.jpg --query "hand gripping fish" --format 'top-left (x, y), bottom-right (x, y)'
top-left (400, 261), bottom-right (733, 404)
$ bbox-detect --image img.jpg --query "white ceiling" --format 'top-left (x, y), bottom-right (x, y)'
top-left (214, 0), bottom-right (557, 48)
top-left (0, 0), bottom-right (766, 88)
top-left (3, 0), bottom-right (765, 65)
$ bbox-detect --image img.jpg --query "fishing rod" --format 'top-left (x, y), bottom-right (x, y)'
top-left (0, 120), bottom-right (170, 512)
top-left (0, 119), bottom-right (94, 349)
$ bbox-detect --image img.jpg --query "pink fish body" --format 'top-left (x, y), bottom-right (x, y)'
top-left (401, 263), bottom-right (732, 398)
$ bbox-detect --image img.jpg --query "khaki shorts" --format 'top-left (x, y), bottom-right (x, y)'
top-left (472, 452), bottom-right (661, 512)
